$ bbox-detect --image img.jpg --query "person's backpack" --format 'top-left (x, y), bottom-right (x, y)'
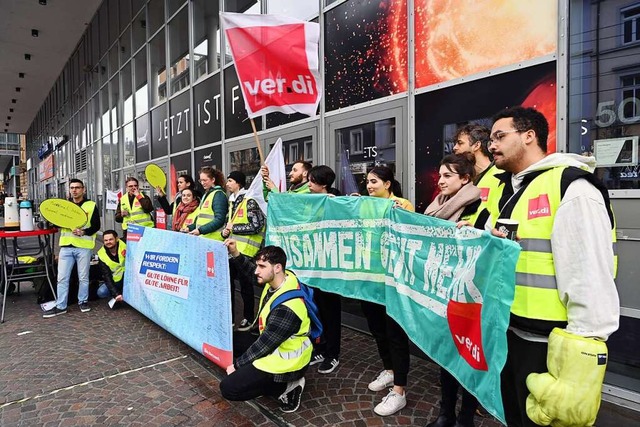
top-left (270, 282), bottom-right (323, 343)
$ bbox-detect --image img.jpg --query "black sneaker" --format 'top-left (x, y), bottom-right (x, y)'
top-left (278, 377), bottom-right (305, 413)
top-left (79, 303), bottom-right (91, 313)
top-left (318, 358), bottom-right (340, 374)
top-left (237, 318), bottom-right (252, 331)
top-left (42, 307), bottom-right (67, 318)
top-left (309, 351), bottom-right (325, 366)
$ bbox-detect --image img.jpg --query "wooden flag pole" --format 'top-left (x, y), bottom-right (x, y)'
top-left (250, 118), bottom-right (265, 164)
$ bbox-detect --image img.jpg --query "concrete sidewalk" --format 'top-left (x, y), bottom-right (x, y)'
top-left (0, 286), bottom-right (637, 426)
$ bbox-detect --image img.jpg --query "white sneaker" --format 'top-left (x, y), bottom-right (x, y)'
top-left (368, 370), bottom-right (394, 392)
top-left (373, 389), bottom-right (406, 416)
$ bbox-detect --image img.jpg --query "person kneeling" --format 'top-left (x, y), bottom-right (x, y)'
top-left (220, 242), bottom-right (312, 413)
top-left (96, 230), bottom-right (125, 305)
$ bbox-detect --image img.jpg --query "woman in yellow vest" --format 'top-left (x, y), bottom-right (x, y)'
top-left (187, 167), bottom-right (228, 240)
top-left (172, 188), bottom-right (200, 232)
top-left (361, 165), bottom-right (414, 417)
top-left (424, 153), bottom-right (491, 427)
top-left (156, 174), bottom-right (199, 218)
top-left (220, 244), bottom-right (311, 413)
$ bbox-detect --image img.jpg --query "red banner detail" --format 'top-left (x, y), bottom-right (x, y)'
top-left (206, 252), bottom-right (215, 277)
top-left (202, 343), bottom-right (233, 368)
top-left (156, 209), bottom-right (167, 229)
top-left (447, 300), bottom-right (488, 371)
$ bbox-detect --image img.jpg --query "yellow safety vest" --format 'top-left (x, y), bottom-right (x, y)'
top-left (228, 197), bottom-right (264, 257)
top-left (59, 200), bottom-right (97, 249)
top-left (120, 194), bottom-right (154, 230)
top-left (180, 209), bottom-right (199, 230)
top-left (496, 166), bottom-right (617, 331)
top-left (97, 240), bottom-right (127, 282)
top-left (253, 273), bottom-right (312, 374)
top-left (195, 189), bottom-right (225, 241)
top-left (476, 164), bottom-right (502, 224)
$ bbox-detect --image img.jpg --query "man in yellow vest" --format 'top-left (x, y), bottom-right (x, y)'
top-left (43, 179), bottom-right (101, 318)
top-left (222, 171), bottom-right (266, 330)
top-left (452, 124), bottom-right (502, 215)
top-left (220, 241), bottom-right (311, 413)
top-left (115, 177), bottom-right (154, 241)
top-left (489, 107), bottom-right (619, 427)
top-left (96, 230), bottom-right (126, 304)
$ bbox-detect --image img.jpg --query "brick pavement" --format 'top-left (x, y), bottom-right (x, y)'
top-left (1, 286), bottom-right (636, 426)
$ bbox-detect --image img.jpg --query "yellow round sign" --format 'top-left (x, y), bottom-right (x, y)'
top-left (39, 199), bottom-right (88, 229)
top-left (145, 163), bottom-right (167, 189)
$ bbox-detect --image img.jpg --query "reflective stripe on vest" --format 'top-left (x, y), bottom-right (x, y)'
top-left (252, 273), bottom-right (312, 374)
top-left (195, 189), bottom-right (225, 241)
top-left (59, 200), bottom-right (97, 249)
top-left (121, 194), bottom-right (154, 230)
top-left (228, 197), bottom-right (264, 257)
top-left (97, 240), bottom-right (126, 282)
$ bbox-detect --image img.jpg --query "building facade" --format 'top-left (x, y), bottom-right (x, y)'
top-left (24, 0), bottom-right (640, 411)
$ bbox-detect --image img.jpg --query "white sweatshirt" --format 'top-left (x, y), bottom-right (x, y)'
top-left (509, 153), bottom-right (620, 342)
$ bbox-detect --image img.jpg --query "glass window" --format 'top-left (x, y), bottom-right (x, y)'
top-left (91, 21), bottom-right (100, 68)
top-left (193, 0), bottom-right (221, 82)
top-left (132, 9), bottom-right (147, 53)
top-left (123, 122), bottom-right (135, 166)
top-left (150, 29), bottom-right (167, 106)
top-left (99, 57), bottom-right (109, 87)
top-left (108, 0), bottom-right (120, 46)
top-left (623, 6), bottom-right (640, 45)
top-left (111, 131), bottom-right (121, 169)
top-left (110, 75), bottom-right (121, 128)
top-left (136, 113), bottom-right (150, 162)
top-left (120, 26), bottom-right (132, 63)
top-left (132, 0), bottom-right (145, 15)
top-left (268, 0), bottom-right (317, 20)
top-left (334, 118), bottom-right (396, 195)
top-left (122, 62), bottom-right (134, 123)
top-left (99, 3), bottom-right (109, 57)
top-left (119, 0), bottom-right (131, 34)
top-left (109, 44), bottom-right (120, 77)
top-left (101, 86), bottom-right (111, 135)
top-left (92, 95), bottom-right (101, 140)
top-left (168, 0), bottom-right (186, 18)
top-left (134, 47), bottom-right (149, 116)
top-left (168, 7), bottom-right (189, 95)
top-left (148, 0), bottom-right (165, 37)
top-left (229, 147), bottom-right (260, 182)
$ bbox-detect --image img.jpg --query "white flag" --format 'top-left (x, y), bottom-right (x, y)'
top-left (245, 138), bottom-right (287, 215)
top-left (105, 190), bottom-right (120, 211)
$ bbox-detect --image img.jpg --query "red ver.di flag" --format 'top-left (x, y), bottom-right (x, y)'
top-left (221, 12), bottom-right (322, 118)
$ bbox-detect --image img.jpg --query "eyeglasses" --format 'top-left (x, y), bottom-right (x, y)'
top-left (489, 129), bottom-right (521, 144)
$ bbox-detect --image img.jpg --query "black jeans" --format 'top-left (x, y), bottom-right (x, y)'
top-left (229, 260), bottom-right (255, 321)
top-left (361, 300), bottom-right (410, 386)
top-left (313, 288), bottom-right (342, 360)
top-left (219, 330), bottom-right (288, 401)
top-left (439, 367), bottom-right (479, 425)
top-left (500, 329), bottom-right (548, 427)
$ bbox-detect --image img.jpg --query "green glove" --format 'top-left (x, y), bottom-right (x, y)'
top-left (526, 328), bottom-right (608, 427)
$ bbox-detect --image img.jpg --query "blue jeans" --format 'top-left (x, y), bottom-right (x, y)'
top-left (56, 246), bottom-right (91, 309)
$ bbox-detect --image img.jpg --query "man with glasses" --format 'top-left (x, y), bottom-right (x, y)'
top-left (489, 107), bottom-right (619, 427)
top-left (452, 124), bottom-right (502, 214)
top-left (115, 177), bottom-right (154, 241)
top-left (43, 179), bottom-right (101, 317)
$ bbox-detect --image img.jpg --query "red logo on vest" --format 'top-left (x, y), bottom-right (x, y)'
top-left (528, 194), bottom-right (551, 219)
top-left (479, 187), bottom-right (490, 202)
top-left (236, 208), bottom-right (244, 218)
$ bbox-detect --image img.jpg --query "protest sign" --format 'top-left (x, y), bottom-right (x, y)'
top-left (124, 225), bottom-right (233, 368)
top-left (265, 194), bottom-right (520, 424)
top-left (39, 198), bottom-right (88, 229)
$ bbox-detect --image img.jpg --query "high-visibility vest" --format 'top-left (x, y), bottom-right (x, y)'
top-left (120, 194), bottom-right (154, 230)
top-left (289, 182), bottom-right (310, 194)
top-left (476, 164), bottom-right (502, 224)
top-left (59, 200), bottom-right (97, 249)
top-left (180, 209), bottom-right (199, 230)
top-left (195, 189), bottom-right (225, 241)
top-left (253, 273), bottom-right (312, 374)
top-left (496, 166), bottom-right (617, 333)
top-left (97, 240), bottom-right (126, 282)
top-left (228, 196), bottom-right (264, 257)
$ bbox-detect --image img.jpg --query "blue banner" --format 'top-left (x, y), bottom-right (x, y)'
top-left (124, 225), bottom-right (233, 368)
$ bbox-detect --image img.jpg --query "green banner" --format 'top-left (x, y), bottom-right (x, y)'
top-left (266, 194), bottom-right (520, 424)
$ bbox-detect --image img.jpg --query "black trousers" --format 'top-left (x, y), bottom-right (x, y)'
top-left (500, 329), bottom-right (548, 427)
top-left (313, 288), bottom-right (342, 359)
top-left (229, 260), bottom-right (255, 321)
top-left (439, 368), bottom-right (479, 425)
top-left (361, 300), bottom-right (410, 386)
top-left (219, 330), bottom-right (287, 401)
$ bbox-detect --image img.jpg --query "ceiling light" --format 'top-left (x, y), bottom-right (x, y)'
top-left (39, 0), bottom-right (47, 5)
top-left (32, 29), bottom-right (39, 37)
top-left (3, 129), bottom-right (7, 132)
top-left (7, 116), bottom-right (11, 120)
top-left (18, 73), bottom-right (25, 78)
top-left (15, 87), bottom-right (21, 92)
top-left (24, 53), bottom-right (31, 60)
top-left (9, 109), bottom-right (14, 113)
top-left (11, 99), bottom-right (16, 103)
top-left (5, 123), bottom-right (8, 127)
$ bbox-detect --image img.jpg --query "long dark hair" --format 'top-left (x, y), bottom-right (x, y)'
top-left (178, 174), bottom-right (201, 199)
top-left (440, 153), bottom-right (476, 182)
top-left (368, 166), bottom-right (403, 198)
